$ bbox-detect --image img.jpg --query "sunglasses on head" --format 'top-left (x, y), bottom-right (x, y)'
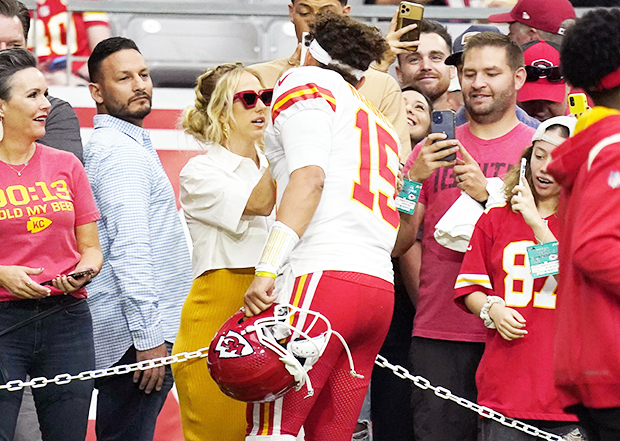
top-left (525, 65), bottom-right (563, 83)
top-left (233, 89), bottom-right (274, 108)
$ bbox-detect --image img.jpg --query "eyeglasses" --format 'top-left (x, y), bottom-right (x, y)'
top-left (525, 65), bottom-right (563, 83)
top-left (233, 89), bottom-right (274, 108)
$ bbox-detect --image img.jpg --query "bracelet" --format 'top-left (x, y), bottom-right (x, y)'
top-left (479, 296), bottom-right (505, 329)
top-left (255, 271), bottom-right (277, 279)
top-left (255, 221), bottom-right (300, 276)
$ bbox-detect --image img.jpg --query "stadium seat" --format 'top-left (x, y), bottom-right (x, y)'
top-left (125, 16), bottom-right (262, 87)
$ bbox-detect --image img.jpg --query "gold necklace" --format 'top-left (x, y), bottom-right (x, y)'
top-left (2, 160), bottom-right (29, 177)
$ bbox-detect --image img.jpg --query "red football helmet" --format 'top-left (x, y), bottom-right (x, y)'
top-left (207, 303), bottom-right (362, 403)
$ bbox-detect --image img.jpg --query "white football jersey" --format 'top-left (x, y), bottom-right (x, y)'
top-left (265, 66), bottom-right (400, 283)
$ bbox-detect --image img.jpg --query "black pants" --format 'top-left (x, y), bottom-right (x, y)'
top-left (371, 282), bottom-right (415, 441)
top-left (94, 342), bottom-right (174, 441)
top-left (573, 405), bottom-right (620, 441)
top-left (409, 336), bottom-right (485, 441)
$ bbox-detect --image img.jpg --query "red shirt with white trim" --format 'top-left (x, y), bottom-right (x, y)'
top-left (454, 204), bottom-right (575, 421)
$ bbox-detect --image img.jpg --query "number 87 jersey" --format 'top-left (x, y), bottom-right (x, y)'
top-left (265, 66), bottom-right (401, 284)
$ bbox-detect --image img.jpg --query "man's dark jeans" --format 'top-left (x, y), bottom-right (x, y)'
top-left (95, 342), bottom-right (174, 441)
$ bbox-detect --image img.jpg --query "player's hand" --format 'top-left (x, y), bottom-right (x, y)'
top-left (133, 343), bottom-right (168, 394)
top-left (489, 304), bottom-right (527, 341)
top-left (0, 266), bottom-right (50, 299)
top-left (453, 144), bottom-right (488, 202)
top-left (243, 276), bottom-right (277, 317)
top-left (407, 133), bottom-right (458, 183)
top-left (244, 276), bottom-right (277, 317)
top-left (511, 176), bottom-right (543, 230)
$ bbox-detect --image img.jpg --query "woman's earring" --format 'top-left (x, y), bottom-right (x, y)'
top-left (223, 122), bottom-right (230, 139)
top-left (0, 117), bottom-right (4, 143)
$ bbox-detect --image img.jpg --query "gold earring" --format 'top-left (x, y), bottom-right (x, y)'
top-left (223, 123), bottom-right (230, 139)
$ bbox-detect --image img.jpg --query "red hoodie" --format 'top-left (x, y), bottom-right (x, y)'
top-left (548, 114), bottom-right (620, 409)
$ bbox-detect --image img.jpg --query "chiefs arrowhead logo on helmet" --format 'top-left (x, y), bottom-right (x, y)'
top-left (214, 330), bottom-right (254, 358)
top-left (207, 305), bottom-right (298, 403)
top-left (208, 303), bottom-right (361, 403)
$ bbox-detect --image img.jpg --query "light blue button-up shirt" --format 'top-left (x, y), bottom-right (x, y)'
top-left (84, 114), bottom-right (192, 369)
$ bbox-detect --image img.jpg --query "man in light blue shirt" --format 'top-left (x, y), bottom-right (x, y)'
top-left (83, 37), bottom-right (192, 441)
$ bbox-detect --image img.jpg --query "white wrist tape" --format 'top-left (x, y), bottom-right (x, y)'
top-left (255, 221), bottom-right (300, 276)
top-left (479, 296), bottom-right (505, 329)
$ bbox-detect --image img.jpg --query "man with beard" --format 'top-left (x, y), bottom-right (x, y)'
top-left (398, 32), bottom-right (535, 441)
top-left (396, 20), bottom-right (460, 111)
top-left (83, 37), bottom-right (192, 441)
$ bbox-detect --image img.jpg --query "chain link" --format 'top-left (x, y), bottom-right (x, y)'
top-left (0, 347), bottom-right (570, 441)
top-left (0, 347), bottom-right (210, 393)
top-left (374, 355), bottom-right (566, 441)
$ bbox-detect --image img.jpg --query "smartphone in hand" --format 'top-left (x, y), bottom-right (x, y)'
top-left (40, 269), bottom-right (94, 286)
top-left (568, 93), bottom-right (587, 117)
top-left (431, 110), bottom-right (456, 162)
top-left (397, 1), bottom-right (424, 42)
top-left (300, 32), bottom-right (311, 66)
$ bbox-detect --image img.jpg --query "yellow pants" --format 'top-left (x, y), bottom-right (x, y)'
top-left (172, 268), bottom-right (253, 441)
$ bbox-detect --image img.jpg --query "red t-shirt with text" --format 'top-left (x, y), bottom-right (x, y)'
top-left (0, 144), bottom-right (99, 301)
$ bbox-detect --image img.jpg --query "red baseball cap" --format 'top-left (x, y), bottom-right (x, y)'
top-left (488, 0), bottom-right (575, 34)
top-left (518, 40), bottom-right (566, 104)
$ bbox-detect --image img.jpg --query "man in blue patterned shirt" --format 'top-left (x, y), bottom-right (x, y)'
top-left (83, 37), bottom-right (192, 441)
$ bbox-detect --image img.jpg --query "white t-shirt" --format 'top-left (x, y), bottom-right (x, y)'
top-left (265, 66), bottom-right (400, 283)
top-left (180, 140), bottom-right (273, 278)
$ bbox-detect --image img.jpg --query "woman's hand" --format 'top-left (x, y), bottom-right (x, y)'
top-left (488, 303), bottom-right (527, 341)
top-left (407, 133), bottom-right (459, 183)
top-left (0, 265), bottom-right (50, 299)
top-left (50, 265), bottom-right (99, 294)
top-left (511, 177), bottom-right (544, 231)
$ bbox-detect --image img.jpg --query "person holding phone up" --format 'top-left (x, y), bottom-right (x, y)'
top-left (0, 48), bottom-right (102, 441)
top-left (454, 117), bottom-right (586, 441)
top-left (396, 32), bottom-right (536, 441)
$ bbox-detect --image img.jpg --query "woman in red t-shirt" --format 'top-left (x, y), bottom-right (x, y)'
top-left (0, 48), bottom-right (102, 441)
top-left (454, 116), bottom-right (585, 440)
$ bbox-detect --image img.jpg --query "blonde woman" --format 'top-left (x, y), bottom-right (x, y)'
top-left (171, 63), bottom-right (275, 441)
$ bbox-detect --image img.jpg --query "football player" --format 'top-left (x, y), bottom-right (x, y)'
top-left (242, 11), bottom-right (399, 441)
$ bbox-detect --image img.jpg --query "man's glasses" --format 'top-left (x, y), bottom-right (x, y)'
top-left (233, 89), bottom-right (274, 108)
top-left (525, 65), bottom-right (563, 83)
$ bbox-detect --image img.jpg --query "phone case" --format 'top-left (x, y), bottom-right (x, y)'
top-left (397, 2), bottom-right (424, 42)
top-left (431, 110), bottom-right (456, 161)
top-left (568, 93), bottom-right (587, 116)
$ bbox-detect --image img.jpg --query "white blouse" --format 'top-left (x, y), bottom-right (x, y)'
top-left (179, 141), bottom-right (273, 278)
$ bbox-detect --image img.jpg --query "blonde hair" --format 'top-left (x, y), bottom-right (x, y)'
top-left (182, 62), bottom-right (265, 146)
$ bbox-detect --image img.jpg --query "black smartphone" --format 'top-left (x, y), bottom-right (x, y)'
top-left (431, 110), bottom-right (456, 162)
top-left (397, 1), bottom-right (424, 42)
top-left (40, 269), bottom-right (94, 286)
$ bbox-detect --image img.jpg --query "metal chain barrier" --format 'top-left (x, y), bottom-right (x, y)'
top-left (0, 347), bottom-right (572, 441)
top-left (0, 347), bottom-right (209, 393)
top-left (374, 355), bottom-right (567, 441)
